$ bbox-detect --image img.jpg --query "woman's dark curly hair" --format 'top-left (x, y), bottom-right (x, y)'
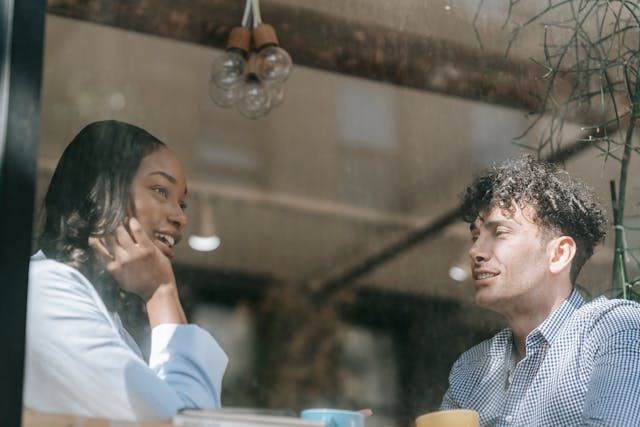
top-left (38, 120), bottom-right (165, 308)
top-left (461, 155), bottom-right (606, 284)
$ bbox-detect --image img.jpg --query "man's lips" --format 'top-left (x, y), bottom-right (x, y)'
top-left (473, 269), bottom-right (500, 282)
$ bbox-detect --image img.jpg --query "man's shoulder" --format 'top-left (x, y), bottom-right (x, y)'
top-left (453, 328), bottom-right (510, 369)
top-left (575, 296), bottom-right (640, 334)
top-left (445, 328), bottom-right (509, 399)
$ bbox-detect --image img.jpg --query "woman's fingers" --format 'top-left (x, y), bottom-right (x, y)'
top-left (128, 217), bottom-right (151, 246)
top-left (88, 236), bottom-right (113, 265)
top-left (104, 234), bottom-right (128, 261)
top-left (115, 224), bottom-right (136, 248)
top-left (87, 218), bottom-right (175, 300)
top-left (358, 409), bottom-right (373, 417)
top-left (89, 236), bottom-right (123, 272)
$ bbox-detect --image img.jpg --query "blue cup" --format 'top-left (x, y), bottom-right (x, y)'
top-left (301, 409), bottom-right (364, 427)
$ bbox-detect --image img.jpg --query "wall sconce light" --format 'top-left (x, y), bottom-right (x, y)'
top-left (209, 0), bottom-right (292, 119)
top-left (188, 197), bottom-right (221, 252)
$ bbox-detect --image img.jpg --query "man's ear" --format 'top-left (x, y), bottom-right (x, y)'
top-left (549, 236), bottom-right (576, 274)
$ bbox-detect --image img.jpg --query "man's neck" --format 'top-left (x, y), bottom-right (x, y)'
top-left (506, 287), bottom-right (572, 360)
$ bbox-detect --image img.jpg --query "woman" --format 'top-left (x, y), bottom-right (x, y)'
top-left (24, 120), bottom-right (227, 421)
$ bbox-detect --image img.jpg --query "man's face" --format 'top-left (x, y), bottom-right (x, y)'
top-left (469, 203), bottom-right (552, 315)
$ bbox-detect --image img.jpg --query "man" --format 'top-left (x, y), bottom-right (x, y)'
top-left (441, 156), bottom-right (640, 426)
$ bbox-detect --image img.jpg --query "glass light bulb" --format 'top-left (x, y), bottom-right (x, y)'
top-left (188, 235), bottom-right (221, 252)
top-left (266, 83), bottom-right (285, 108)
top-left (257, 46), bottom-right (292, 83)
top-left (209, 79), bottom-right (239, 108)
top-left (236, 77), bottom-right (271, 119)
top-left (211, 50), bottom-right (246, 89)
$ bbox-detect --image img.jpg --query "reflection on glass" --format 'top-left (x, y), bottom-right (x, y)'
top-left (31, 3), bottom-right (634, 425)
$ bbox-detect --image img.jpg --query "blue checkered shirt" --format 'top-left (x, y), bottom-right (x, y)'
top-left (441, 289), bottom-right (640, 426)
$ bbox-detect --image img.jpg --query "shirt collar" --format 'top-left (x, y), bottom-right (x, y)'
top-left (485, 289), bottom-right (586, 360)
top-left (531, 288), bottom-right (586, 345)
top-left (31, 250), bottom-right (47, 261)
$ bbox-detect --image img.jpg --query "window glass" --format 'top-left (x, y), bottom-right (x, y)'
top-left (31, 1), bottom-right (639, 425)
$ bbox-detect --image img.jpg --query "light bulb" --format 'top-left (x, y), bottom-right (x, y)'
top-left (266, 83), bottom-right (285, 108)
top-left (257, 46), bottom-right (292, 83)
top-left (236, 76), bottom-right (271, 119)
top-left (209, 79), bottom-right (239, 108)
top-left (448, 265), bottom-right (469, 282)
top-left (188, 235), bottom-right (221, 252)
top-left (211, 50), bottom-right (246, 90)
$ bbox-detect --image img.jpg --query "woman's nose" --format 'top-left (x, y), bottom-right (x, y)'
top-left (168, 204), bottom-right (188, 231)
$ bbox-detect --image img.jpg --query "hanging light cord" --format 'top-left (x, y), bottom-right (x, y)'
top-left (252, 0), bottom-right (263, 27)
top-left (241, 0), bottom-right (253, 28)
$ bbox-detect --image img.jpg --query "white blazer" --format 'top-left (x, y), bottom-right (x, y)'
top-left (23, 251), bottom-right (228, 422)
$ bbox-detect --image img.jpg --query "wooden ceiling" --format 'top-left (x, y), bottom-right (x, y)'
top-left (38, 1), bottom-right (623, 310)
top-left (48, 0), bottom-right (546, 111)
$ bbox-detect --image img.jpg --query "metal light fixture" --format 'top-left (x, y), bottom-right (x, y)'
top-left (188, 197), bottom-right (221, 252)
top-left (209, 0), bottom-right (292, 118)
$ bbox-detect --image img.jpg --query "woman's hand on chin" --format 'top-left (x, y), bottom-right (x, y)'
top-left (89, 217), bottom-right (176, 302)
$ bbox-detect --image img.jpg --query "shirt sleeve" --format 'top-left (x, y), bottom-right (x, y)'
top-left (23, 261), bottom-right (228, 422)
top-left (440, 388), bottom-right (458, 410)
top-left (582, 323), bottom-right (640, 425)
top-left (440, 355), bottom-right (466, 410)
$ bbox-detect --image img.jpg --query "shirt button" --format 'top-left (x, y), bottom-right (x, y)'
top-left (505, 415), bottom-right (513, 423)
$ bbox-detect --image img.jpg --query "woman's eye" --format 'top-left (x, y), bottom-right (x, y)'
top-left (179, 201), bottom-right (188, 211)
top-left (152, 186), bottom-right (168, 198)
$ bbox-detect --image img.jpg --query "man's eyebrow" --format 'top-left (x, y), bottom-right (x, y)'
top-left (484, 219), bottom-right (519, 228)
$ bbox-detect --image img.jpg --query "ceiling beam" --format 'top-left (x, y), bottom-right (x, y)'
top-left (310, 124), bottom-right (616, 299)
top-left (38, 156), bottom-right (425, 229)
top-left (48, 0), bottom-right (548, 111)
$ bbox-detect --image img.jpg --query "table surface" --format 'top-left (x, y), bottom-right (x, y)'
top-left (22, 409), bottom-right (172, 427)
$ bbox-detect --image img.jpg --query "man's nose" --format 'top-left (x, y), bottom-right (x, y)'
top-left (469, 238), bottom-right (490, 263)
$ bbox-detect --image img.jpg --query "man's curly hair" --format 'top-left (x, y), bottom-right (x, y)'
top-left (461, 155), bottom-right (607, 284)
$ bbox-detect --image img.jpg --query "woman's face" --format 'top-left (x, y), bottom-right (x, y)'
top-left (128, 147), bottom-right (188, 259)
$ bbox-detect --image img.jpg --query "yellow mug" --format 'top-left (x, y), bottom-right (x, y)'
top-left (415, 409), bottom-right (480, 427)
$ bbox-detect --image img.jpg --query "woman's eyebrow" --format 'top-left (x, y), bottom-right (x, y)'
top-left (148, 171), bottom-right (176, 184)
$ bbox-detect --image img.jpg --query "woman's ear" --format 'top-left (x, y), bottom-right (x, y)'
top-left (549, 236), bottom-right (576, 274)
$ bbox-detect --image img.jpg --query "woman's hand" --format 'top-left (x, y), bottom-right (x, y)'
top-left (89, 218), bottom-right (186, 326)
top-left (89, 218), bottom-right (174, 301)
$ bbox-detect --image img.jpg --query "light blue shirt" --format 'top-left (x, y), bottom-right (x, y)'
top-left (23, 251), bottom-right (228, 422)
top-left (441, 289), bottom-right (640, 426)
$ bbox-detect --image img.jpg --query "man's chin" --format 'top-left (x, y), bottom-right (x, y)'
top-left (474, 289), bottom-right (498, 309)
